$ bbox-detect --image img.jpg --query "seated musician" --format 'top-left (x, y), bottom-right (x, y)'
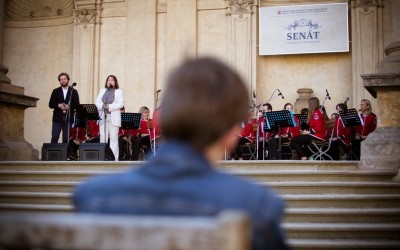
top-left (328, 103), bottom-right (351, 160)
top-left (232, 113), bottom-right (258, 160)
top-left (137, 106), bottom-right (152, 159)
top-left (291, 97), bottom-right (326, 160)
top-left (67, 126), bottom-right (86, 161)
top-left (268, 103), bottom-right (300, 160)
top-left (258, 103), bottom-right (275, 160)
top-left (86, 119), bottom-right (100, 143)
top-left (351, 99), bottom-right (377, 159)
top-left (118, 107), bottom-right (140, 161)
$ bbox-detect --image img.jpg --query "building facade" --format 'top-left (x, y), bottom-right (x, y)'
top-left (1, 0), bottom-right (391, 157)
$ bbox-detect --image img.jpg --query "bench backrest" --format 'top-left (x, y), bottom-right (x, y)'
top-left (0, 211), bottom-right (250, 250)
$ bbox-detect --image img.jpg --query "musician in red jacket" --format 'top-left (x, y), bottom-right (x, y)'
top-left (351, 99), bottom-right (377, 159)
top-left (137, 106), bottom-right (152, 159)
top-left (291, 97), bottom-right (326, 160)
top-left (257, 104), bottom-right (276, 160)
top-left (328, 103), bottom-right (351, 160)
top-left (233, 115), bottom-right (258, 160)
top-left (268, 103), bottom-right (300, 160)
top-left (67, 126), bottom-right (86, 160)
top-left (118, 109), bottom-right (140, 161)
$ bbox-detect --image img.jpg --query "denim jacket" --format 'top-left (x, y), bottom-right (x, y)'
top-left (73, 140), bottom-right (288, 250)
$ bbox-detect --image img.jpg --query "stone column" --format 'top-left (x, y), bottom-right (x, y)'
top-left (360, 0), bottom-right (400, 173)
top-left (0, 0), bottom-right (39, 160)
top-left (226, 0), bottom-right (257, 97)
top-left (72, 3), bottom-right (102, 103)
top-left (351, 0), bottom-right (385, 111)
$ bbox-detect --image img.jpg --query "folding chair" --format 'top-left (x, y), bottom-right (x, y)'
top-left (240, 142), bottom-right (257, 160)
top-left (281, 142), bottom-right (297, 160)
top-left (307, 130), bottom-right (334, 161)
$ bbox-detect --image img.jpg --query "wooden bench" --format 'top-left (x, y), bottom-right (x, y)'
top-left (0, 211), bottom-right (250, 250)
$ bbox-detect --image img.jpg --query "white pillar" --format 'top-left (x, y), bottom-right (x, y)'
top-left (226, 0), bottom-right (257, 98)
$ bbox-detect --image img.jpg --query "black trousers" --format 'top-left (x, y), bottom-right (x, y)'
top-left (269, 137), bottom-right (291, 160)
top-left (51, 118), bottom-right (69, 143)
top-left (328, 140), bottom-right (348, 160)
top-left (233, 137), bottom-right (252, 159)
top-left (351, 139), bottom-right (363, 160)
top-left (291, 135), bottom-right (322, 159)
top-left (119, 136), bottom-right (140, 161)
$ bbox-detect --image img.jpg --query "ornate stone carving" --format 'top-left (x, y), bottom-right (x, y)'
top-left (6, 0), bottom-right (73, 20)
top-left (73, 9), bottom-right (97, 26)
top-left (353, 0), bottom-right (384, 12)
top-left (226, 0), bottom-right (255, 14)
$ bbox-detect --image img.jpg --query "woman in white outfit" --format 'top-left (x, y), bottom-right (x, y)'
top-left (95, 75), bottom-right (124, 161)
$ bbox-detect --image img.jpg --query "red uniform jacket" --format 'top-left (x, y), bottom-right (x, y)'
top-left (309, 109), bottom-right (326, 141)
top-left (87, 120), bottom-right (99, 139)
top-left (137, 119), bottom-right (151, 136)
top-left (150, 108), bottom-right (162, 141)
top-left (333, 117), bottom-right (351, 146)
top-left (119, 128), bottom-right (138, 137)
top-left (69, 127), bottom-right (86, 143)
top-left (240, 118), bottom-right (258, 143)
top-left (356, 113), bottom-right (377, 137)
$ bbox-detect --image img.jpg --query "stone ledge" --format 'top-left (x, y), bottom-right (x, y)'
top-left (361, 73), bottom-right (400, 98)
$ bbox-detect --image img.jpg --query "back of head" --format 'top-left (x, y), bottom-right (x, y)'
top-left (159, 57), bottom-right (249, 152)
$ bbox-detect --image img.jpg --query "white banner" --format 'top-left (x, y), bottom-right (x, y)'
top-left (259, 3), bottom-right (349, 55)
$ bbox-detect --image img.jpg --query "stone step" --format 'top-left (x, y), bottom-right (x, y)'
top-left (0, 180), bottom-right (80, 192)
top-left (263, 181), bottom-right (400, 195)
top-left (0, 169), bottom-right (396, 183)
top-left (284, 223), bottom-right (400, 240)
top-left (1, 191), bottom-right (399, 209)
top-left (0, 170), bottom-right (120, 181)
top-left (0, 203), bottom-right (72, 212)
top-left (233, 170), bottom-right (397, 182)
top-left (0, 160), bottom-right (360, 171)
top-left (0, 191), bottom-right (72, 205)
top-left (0, 161), bottom-right (138, 171)
top-left (288, 239), bottom-right (400, 249)
top-left (283, 194), bottom-right (400, 208)
top-left (220, 160), bottom-right (360, 171)
top-left (1, 180), bottom-right (399, 195)
top-left (284, 208), bottom-right (400, 223)
top-left (1, 201), bottom-right (398, 225)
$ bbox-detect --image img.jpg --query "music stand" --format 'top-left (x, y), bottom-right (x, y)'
top-left (339, 108), bottom-right (363, 160)
top-left (121, 113), bottom-right (142, 130)
top-left (265, 110), bottom-right (296, 160)
top-left (74, 104), bottom-right (100, 140)
top-left (294, 114), bottom-right (308, 130)
top-left (120, 113), bottom-right (142, 161)
top-left (339, 108), bottom-right (363, 128)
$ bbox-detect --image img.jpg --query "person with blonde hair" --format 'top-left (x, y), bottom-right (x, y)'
top-left (351, 99), bottom-right (377, 159)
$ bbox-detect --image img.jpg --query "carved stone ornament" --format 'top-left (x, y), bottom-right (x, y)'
top-left (227, 0), bottom-right (255, 13)
top-left (73, 9), bottom-right (97, 26)
top-left (6, 0), bottom-right (73, 20)
top-left (353, 0), bottom-right (384, 12)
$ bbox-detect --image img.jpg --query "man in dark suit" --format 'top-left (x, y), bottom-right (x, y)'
top-left (48, 72), bottom-right (80, 143)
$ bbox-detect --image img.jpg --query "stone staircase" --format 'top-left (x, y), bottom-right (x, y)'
top-left (1, 160), bottom-right (400, 249)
